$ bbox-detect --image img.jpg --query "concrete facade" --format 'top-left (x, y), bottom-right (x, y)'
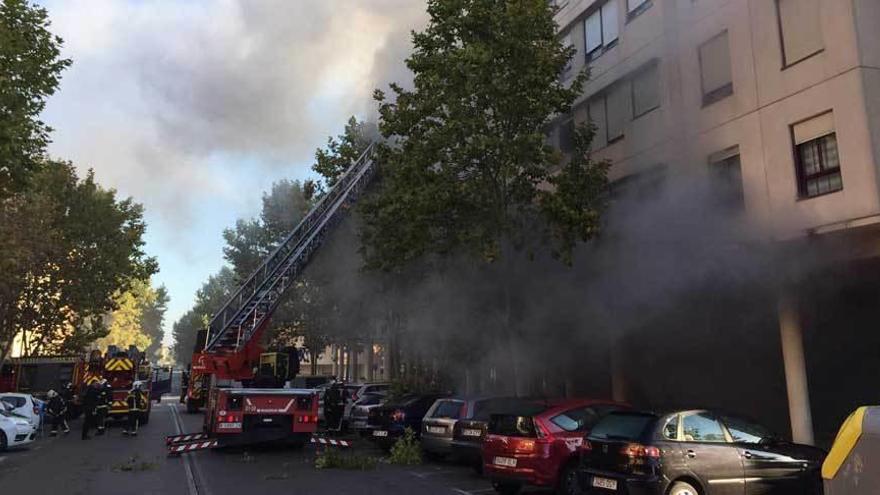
top-left (552, 0), bottom-right (880, 446)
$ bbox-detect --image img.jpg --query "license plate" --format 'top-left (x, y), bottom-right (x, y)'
top-left (427, 426), bottom-right (445, 434)
top-left (591, 477), bottom-right (618, 490)
top-left (493, 456), bottom-right (517, 467)
top-left (462, 428), bottom-right (482, 437)
top-left (217, 422), bottom-right (242, 429)
top-left (373, 430), bottom-right (388, 437)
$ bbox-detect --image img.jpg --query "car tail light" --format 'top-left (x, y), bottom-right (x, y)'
top-left (621, 443), bottom-right (661, 459)
top-left (391, 409), bottom-right (405, 422)
top-left (218, 414), bottom-right (236, 423)
top-left (34, 406), bottom-right (40, 415)
top-left (515, 439), bottom-right (536, 453)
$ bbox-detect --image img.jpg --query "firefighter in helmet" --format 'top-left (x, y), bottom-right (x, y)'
top-left (46, 390), bottom-right (69, 436)
top-left (95, 378), bottom-right (111, 435)
top-left (324, 378), bottom-right (345, 432)
top-left (81, 380), bottom-right (102, 440)
top-left (123, 381), bottom-right (147, 436)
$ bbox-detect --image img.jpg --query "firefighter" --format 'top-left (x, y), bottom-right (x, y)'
top-left (179, 368), bottom-right (190, 404)
top-left (95, 379), bottom-right (111, 435)
top-left (324, 379), bottom-right (344, 432)
top-left (61, 382), bottom-right (76, 421)
top-left (81, 380), bottom-right (102, 440)
top-left (122, 381), bottom-right (147, 436)
top-left (46, 390), bottom-right (69, 436)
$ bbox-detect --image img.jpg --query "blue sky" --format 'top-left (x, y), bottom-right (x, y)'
top-left (38, 0), bottom-right (425, 345)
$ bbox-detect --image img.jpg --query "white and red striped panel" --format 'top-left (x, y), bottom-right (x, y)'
top-left (168, 440), bottom-right (218, 455)
top-left (310, 437), bottom-right (351, 448)
top-left (165, 433), bottom-right (209, 445)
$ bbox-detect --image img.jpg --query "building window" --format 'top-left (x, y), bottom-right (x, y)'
top-left (560, 32), bottom-right (574, 79)
top-left (626, 0), bottom-right (651, 21)
top-left (776, 0), bottom-right (823, 67)
top-left (708, 146), bottom-right (744, 210)
top-left (632, 62), bottom-right (660, 118)
top-left (587, 97), bottom-right (607, 146)
top-left (792, 112), bottom-right (842, 198)
top-left (585, 0), bottom-right (619, 60)
top-left (699, 31), bottom-right (733, 106)
top-left (606, 81), bottom-right (630, 142)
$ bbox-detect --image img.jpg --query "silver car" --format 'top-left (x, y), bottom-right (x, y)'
top-left (348, 393), bottom-right (387, 433)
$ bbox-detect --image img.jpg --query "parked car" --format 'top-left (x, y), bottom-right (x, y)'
top-left (578, 409), bottom-right (826, 495)
top-left (451, 397), bottom-right (542, 469)
top-left (482, 399), bottom-right (629, 495)
top-left (349, 393), bottom-right (387, 433)
top-left (423, 396), bottom-right (536, 461)
top-left (368, 393), bottom-right (450, 449)
top-left (0, 407), bottom-right (37, 451)
top-left (0, 393), bottom-right (42, 428)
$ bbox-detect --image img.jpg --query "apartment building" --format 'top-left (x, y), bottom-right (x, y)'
top-left (551, 0), bottom-right (880, 447)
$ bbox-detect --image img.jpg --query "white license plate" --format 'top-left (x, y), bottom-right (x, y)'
top-left (591, 477), bottom-right (618, 490)
top-left (427, 426), bottom-right (445, 434)
top-left (493, 456), bottom-right (517, 467)
top-left (217, 422), bottom-right (242, 429)
top-left (373, 430), bottom-right (388, 437)
top-left (462, 428), bottom-right (482, 437)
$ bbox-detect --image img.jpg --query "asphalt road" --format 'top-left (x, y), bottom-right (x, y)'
top-left (0, 397), bottom-right (515, 495)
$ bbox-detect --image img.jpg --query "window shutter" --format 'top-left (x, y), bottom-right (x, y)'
top-left (585, 10), bottom-right (602, 54)
top-left (778, 0), bottom-right (823, 65)
top-left (607, 82), bottom-right (629, 140)
top-left (588, 97), bottom-right (607, 146)
top-left (602, 1), bottom-right (619, 45)
top-left (627, 0), bottom-right (648, 14)
top-left (699, 31), bottom-right (732, 96)
top-left (632, 63), bottom-right (660, 117)
top-left (793, 112), bottom-right (834, 145)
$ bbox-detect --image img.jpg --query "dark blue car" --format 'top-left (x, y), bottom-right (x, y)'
top-left (367, 393), bottom-right (449, 449)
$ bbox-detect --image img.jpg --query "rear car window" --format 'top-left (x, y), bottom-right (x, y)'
top-left (682, 413), bottom-right (727, 443)
top-left (1, 396), bottom-right (26, 408)
top-left (489, 414), bottom-right (538, 438)
top-left (432, 400), bottom-right (464, 419)
top-left (589, 412), bottom-right (656, 441)
top-left (357, 394), bottom-right (384, 406)
top-left (550, 406), bottom-right (623, 432)
top-left (473, 398), bottom-right (537, 421)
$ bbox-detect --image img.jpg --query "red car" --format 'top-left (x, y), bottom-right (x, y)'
top-left (482, 399), bottom-right (629, 495)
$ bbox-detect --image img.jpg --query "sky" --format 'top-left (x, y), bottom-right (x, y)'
top-left (39, 0), bottom-right (427, 345)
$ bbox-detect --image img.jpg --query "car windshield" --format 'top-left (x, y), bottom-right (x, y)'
top-left (589, 412), bottom-right (656, 441)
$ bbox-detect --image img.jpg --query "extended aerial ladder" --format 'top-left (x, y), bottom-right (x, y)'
top-left (170, 143), bottom-right (377, 453)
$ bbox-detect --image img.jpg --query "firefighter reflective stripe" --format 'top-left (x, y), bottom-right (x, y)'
top-left (310, 437), bottom-right (351, 448)
top-left (165, 433), bottom-right (209, 445)
top-left (104, 358), bottom-right (134, 371)
top-left (168, 440), bottom-right (218, 455)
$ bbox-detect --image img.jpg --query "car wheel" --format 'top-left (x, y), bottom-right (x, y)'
top-left (557, 462), bottom-right (581, 495)
top-left (492, 481), bottom-right (521, 495)
top-left (668, 481), bottom-right (700, 495)
top-left (0, 431), bottom-right (7, 452)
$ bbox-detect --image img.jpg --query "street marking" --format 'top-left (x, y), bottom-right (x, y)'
top-left (0, 456), bottom-right (7, 464)
top-left (170, 403), bottom-right (204, 495)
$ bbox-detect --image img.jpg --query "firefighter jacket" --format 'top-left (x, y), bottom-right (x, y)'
top-left (96, 385), bottom-right (111, 410)
top-left (126, 390), bottom-right (148, 412)
top-left (47, 396), bottom-right (67, 418)
top-left (82, 386), bottom-right (102, 414)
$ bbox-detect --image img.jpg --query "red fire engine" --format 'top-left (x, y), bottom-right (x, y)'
top-left (168, 144), bottom-right (376, 454)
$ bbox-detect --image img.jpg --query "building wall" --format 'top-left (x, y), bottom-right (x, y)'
top-left (554, 0), bottom-right (880, 240)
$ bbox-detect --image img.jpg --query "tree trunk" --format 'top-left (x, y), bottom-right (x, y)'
top-left (366, 340), bottom-right (375, 381)
top-left (351, 343), bottom-right (360, 382)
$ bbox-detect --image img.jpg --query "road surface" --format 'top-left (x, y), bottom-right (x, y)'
top-left (0, 397), bottom-right (508, 495)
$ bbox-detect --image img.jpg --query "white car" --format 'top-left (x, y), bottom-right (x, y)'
top-left (348, 393), bottom-right (387, 432)
top-left (0, 393), bottom-right (42, 429)
top-left (0, 408), bottom-right (37, 451)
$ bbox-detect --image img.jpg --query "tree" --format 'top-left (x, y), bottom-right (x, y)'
top-left (361, 0), bottom-right (607, 392)
top-left (0, 0), bottom-right (71, 197)
top-left (312, 116), bottom-right (373, 189)
top-left (171, 267), bottom-right (237, 365)
top-left (1, 162), bottom-right (157, 365)
top-left (94, 279), bottom-right (168, 360)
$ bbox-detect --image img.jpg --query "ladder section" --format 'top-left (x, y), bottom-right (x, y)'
top-left (204, 143), bottom-right (377, 353)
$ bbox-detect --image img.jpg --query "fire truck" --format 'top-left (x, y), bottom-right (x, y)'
top-left (1, 346), bottom-right (172, 421)
top-left (169, 143), bottom-right (377, 454)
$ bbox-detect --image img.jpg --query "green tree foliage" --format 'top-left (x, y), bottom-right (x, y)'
top-left (95, 279), bottom-right (168, 359)
top-left (362, 0), bottom-right (602, 269)
top-left (312, 116), bottom-right (373, 189)
top-left (171, 267), bottom-right (236, 365)
top-left (1, 162), bottom-right (158, 364)
top-left (0, 0), bottom-right (71, 197)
